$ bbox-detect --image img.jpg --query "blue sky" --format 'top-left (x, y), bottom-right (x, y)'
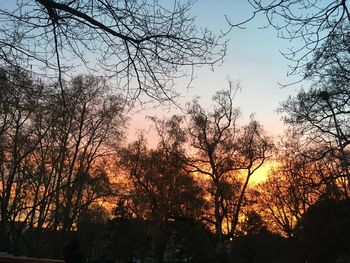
top-left (0, 1), bottom-right (306, 139)
top-left (129, 1), bottom-right (306, 141)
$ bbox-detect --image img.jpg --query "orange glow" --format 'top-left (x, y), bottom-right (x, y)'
top-left (250, 161), bottom-right (279, 184)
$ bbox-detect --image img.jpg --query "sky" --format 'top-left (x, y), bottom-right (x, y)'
top-left (0, 1), bottom-right (305, 142)
top-left (128, 1), bottom-right (306, 142)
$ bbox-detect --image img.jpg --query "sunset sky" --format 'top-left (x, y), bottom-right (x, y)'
top-left (0, 1), bottom-right (306, 140)
top-left (129, 1), bottom-right (307, 142)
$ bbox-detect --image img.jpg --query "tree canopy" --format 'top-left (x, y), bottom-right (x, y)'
top-left (235, 0), bottom-right (350, 84)
top-left (0, 0), bottom-right (227, 102)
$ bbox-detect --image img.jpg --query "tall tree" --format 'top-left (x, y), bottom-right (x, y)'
top-left (45, 75), bottom-right (126, 232)
top-left (185, 84), bottom-right (272, 257)
top-left (280, 82), bottom-right (350, 191)
top-left (119, 135), bottom-right (206, 262)
top-left (259, 130), bottom-right (346, 238)
top-left (230, 117), bottom-right (272, 238)
top-left (0, 70), bottom-right (126, 255)
top-left (0, 68), bottom-right (45, 252)
top-left (186, 86), bottom-right (240, 249)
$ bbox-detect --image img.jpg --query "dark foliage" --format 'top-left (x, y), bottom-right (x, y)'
top-left (63, 237), bottom-right (86, 263)
top-left (231, 229), bottom-right (295, 263)
top-left (296, 198), bottom-right (350, 263)
top-left (108, 218), bottom-right (216, 263)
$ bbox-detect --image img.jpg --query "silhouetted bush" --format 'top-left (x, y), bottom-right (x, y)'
top-left (63, 237), bottom-right (86, 263)
top-left (296, 198), bottom-right (350, 263)
top-left (231, 229), bottom-right (294, 263)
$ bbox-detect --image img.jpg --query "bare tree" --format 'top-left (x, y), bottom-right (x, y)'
top-left (0, 70), bottom-right (126, 254)
top-left (258, 130), bottom-right (346, 238)
top-left (0, 68), bottom-right (46, 252)
top-left (120, 136), bottom-right (205, 222)
top-left (0, 0), bottom-right (227, 102)
top-left (119, 134), bottom-right (206, 263)
top-left (186, 85), bottom-right (240, 248)
top-left (42, 75), bottom-right (126, 232)
top-left (229, 117), bottom-right (272, 238)
top-left (238, 2), bottom-right (350, 169)
top-left (184, 84), bottom-right (272, 257)
top-left (280, 81), bottom-right (350, 190)
top-left (231, 0), bottom-right (350, 81)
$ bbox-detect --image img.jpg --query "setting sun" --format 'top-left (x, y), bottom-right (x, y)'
top-left (251, 161), bottom-right (280, 184)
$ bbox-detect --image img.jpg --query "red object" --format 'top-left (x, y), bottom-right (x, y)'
top-left (0, 256), bottom-right (64, 263)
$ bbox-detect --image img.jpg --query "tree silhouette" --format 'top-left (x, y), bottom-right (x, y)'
top-left (234, 0), bottom-right (350, 81)
top-left (0, 0), bottom-right (227, 102)
top-left (280, 84), bottom-right (350, 192)
top-left (297, 198), bottom-right (350, 263)
top-left (0, 69), bottom-right (126, 255)
top-left (183, 84), bottom-right (272, 259)
top-left (63, 237), bottom-right (85, 263)
top-left (119, 134), bottom-right (206, 262)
